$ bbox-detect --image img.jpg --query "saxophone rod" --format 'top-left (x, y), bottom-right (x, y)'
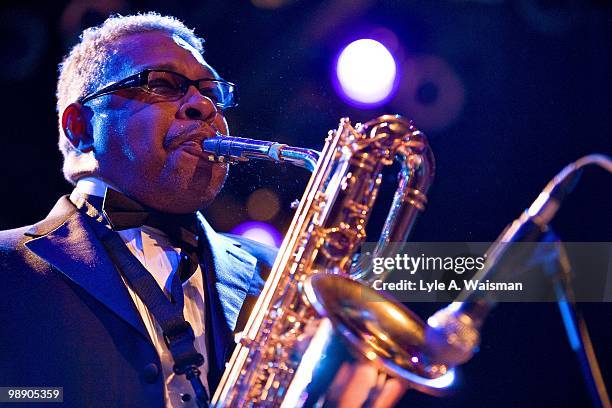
top-left (202, 134), bottom-right (321, 172)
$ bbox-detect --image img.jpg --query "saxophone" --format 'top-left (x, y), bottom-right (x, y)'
top-left (203, 115), bottom-right (454, 407)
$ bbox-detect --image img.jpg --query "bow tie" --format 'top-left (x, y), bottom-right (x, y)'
top-left (101, 188), bottom-right (200, 250)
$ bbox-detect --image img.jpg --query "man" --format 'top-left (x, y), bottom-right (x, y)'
top-left (0, 13), bottom-right (276, 407)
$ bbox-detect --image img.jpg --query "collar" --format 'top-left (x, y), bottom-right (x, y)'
top-left (74, 177), bottom-right (121, 198)
top-left (72, 178), bottom-right (197, 244)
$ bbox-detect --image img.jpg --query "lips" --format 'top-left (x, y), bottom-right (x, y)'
top-left (166, 127), bottom-right (210, 148)
top-left (165, 120), bottom-right (219, 147)
top-left (179, 139), bottom-right (201, 148)
top-left (181, 145), bottom-right (210, 161)
top-left (163, 121), bottom-right (225, 165)
top-left (178, 136), bottom-right (225, 166)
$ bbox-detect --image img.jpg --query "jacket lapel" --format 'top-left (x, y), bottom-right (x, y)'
top-left (197, 213), bottom-right (257, 332)
top-left (24, 196), bottom-right (150, 341)
top-left (196, 213), bottom-right (257, 372)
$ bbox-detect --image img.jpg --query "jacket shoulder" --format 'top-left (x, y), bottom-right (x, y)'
top-left (0, 225), bottom-right (51, 275)
top-left (0, 226), bottom-right (31, 252)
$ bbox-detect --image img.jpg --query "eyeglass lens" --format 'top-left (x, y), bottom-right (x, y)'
top-left (146, 71), bottom-right (232, 107)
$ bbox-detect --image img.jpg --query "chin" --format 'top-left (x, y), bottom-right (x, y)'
top-left (128, 160), bottom-right (227, 213)
top-left (159, 173), bottom-right (227, 214)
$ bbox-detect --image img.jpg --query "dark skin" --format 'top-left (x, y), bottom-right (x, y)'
top-left (62, 31), bottom-right (229, 214)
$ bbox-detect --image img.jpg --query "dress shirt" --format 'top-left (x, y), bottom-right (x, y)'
top-left (74, 177), bottom-right (209, 408)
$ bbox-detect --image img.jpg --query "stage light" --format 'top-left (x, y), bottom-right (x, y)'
top-left (231, 221), bottom-right (283, 248)
top-left (335, 39), bottom-right (397, 107)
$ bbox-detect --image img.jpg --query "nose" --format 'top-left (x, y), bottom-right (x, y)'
top-left (176, 86), bottom-right (218, 123)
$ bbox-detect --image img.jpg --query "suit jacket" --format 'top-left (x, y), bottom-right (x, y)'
top-left (0, 196), bottom-right (277, 407)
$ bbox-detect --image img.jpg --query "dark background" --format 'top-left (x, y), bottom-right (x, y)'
top-left (0, 0), bottom-right (610, 406)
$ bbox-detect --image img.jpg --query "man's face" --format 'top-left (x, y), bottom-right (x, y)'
top-left (87, 31), bottom-right (229, 213)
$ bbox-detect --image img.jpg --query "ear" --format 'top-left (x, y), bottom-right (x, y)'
top-left (62, 103), bottom-right (94, 152)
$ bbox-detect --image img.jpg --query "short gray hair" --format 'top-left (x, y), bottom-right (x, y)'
top-left (56, 12), bottom-right (204, 183)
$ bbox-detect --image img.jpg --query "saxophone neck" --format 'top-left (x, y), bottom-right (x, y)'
top-left (202, 134), bottom-right (321, 172)
top-left (276, 145), bottom-right (321, 172)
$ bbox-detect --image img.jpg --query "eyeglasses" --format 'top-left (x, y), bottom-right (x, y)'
top-left (78, 69), bottom-right (238, 109)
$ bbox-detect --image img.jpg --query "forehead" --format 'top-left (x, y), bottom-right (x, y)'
top-left (106, 31), bottom-right (218, 81)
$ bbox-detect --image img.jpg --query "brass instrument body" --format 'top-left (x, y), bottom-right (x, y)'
top-left (211, 116), bottom-right (453, 407)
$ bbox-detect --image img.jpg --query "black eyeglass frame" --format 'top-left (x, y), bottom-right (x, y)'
top-left (78, 69), bottom-right (238, 109)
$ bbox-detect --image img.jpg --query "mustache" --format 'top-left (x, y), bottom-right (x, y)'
top-left (163, 122), bottom-right (222, 149)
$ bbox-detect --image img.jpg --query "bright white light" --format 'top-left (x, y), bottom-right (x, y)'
top-left (336, 39), bottom-right (397, 105)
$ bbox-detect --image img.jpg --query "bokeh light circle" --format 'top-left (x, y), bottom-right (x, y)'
top-left (246, 188), bottom-right (280, 221)
top-left (231, 221), bottom-right (283, 248)
top-left (335, 39), bottom-right (397, 106)
top-left (391, 54), bottom-right (465, 132)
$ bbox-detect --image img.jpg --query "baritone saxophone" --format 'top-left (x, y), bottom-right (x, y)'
top-left (203, 115), bottom-right (455, 407)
